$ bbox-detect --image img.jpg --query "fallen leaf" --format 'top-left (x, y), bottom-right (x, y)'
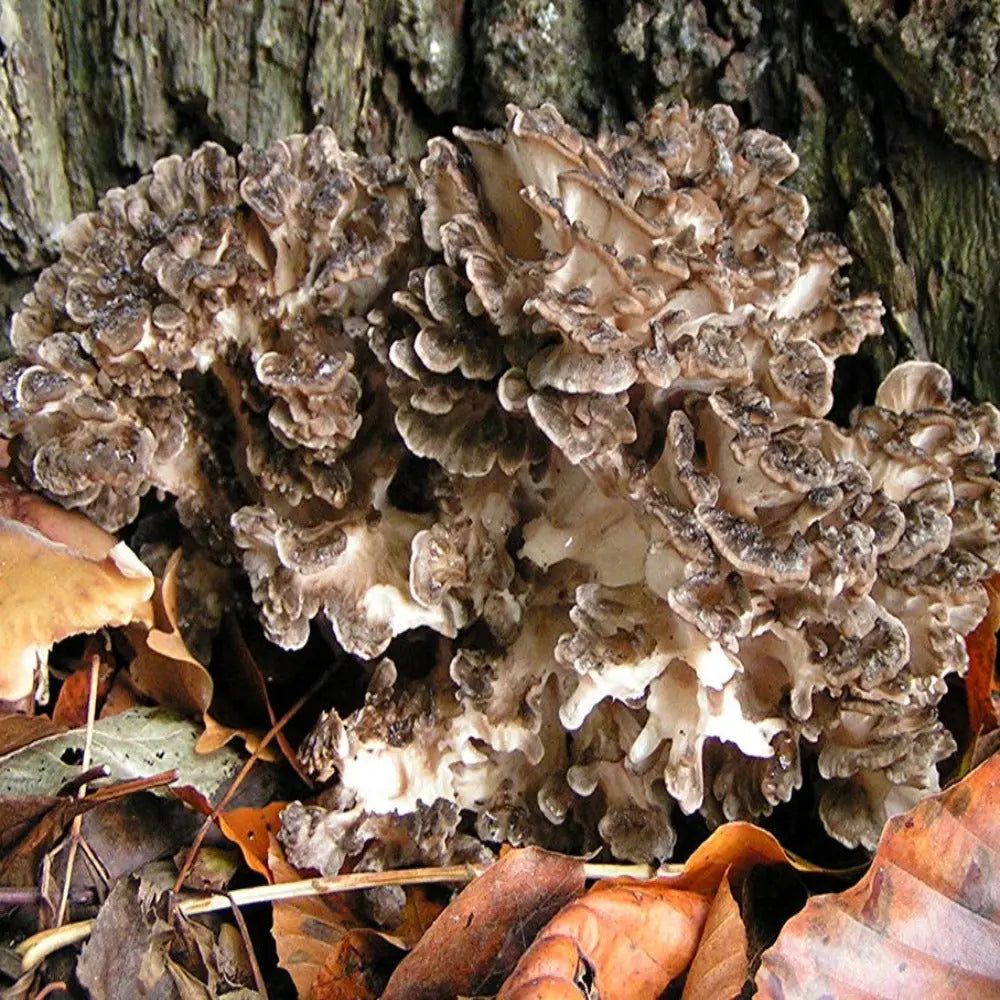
top-left (497, 879), bottom-right (711, 1000)
top-left (174, 845), bottom-right (241, 893)
top-left (0, 796), bottom-right (95, 886)
top-left (681, 871), bottom-right (748, 1000)
top-left (52, 648), bottom-right (113, 727)
top-left (127, 549), bottom-right (214, 719)
top-left (390, 888), bottom-right (447, 950)
top-left (71, 792), bottom-right (204, 886)
top-left (382, 847), bottom-right (586, 1000)
top-left (0, 707), bottom-right (243, 805)
top-left (196, 711), bottom-right (278, 762)
top-left (756, 751), bottom-right (1000, 998)
top-left (268, 838), bottom-right (394, 1000)
top-left (77, 860), bottom-right (260, 999)
top-left (99, 667), bottom-right (146, 718)
top-left (658, 820), bottom-right (834, 896)
top-left (0, 774), bottom-right (176, 885)
top-left (965, 573), bottom-right (1000, 737)
top-left (491, 822), bottom-right (841, 1000)
top-left (195, 615), bottom-right (301, 770)
top-left (219, 803), bottom-right (288, 880)
top-left (0, 713), bottom-right (64, 755)
top-left (128, 553), bottom-right (277, 759)
top-left (0, 476), bottom-right (153, 701)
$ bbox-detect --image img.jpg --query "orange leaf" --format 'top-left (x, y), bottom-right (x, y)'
top-left (218, 803), bottom-right (287, 880)
top-left (965, 573), bottom-right (1000, 736)
top-left (756, 751), bottom-right (1000, 998)
top-left (681, 871), bottom-right (748, 1000)
top-left (658, 820), bottom-right (831, 896)
top-left (382, 847), bottom-right (586, 1000)
top-left (268, 837), bottom-right (395, 1000)
top-left (52, 649), bottom-right (113, 727)
top-left (309, 934), bottom-right (394, 1000)
top-left (390, 888), bottom-right (447, 950)
top-left (498, 879), bottom-right (711, 1000)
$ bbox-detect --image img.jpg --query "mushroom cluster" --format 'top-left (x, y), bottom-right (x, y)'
top-left (3, 103), bottom-right (998, 866)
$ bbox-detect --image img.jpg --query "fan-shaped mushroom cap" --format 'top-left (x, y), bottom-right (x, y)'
top-left (0, 477), bottom-right (153, 702)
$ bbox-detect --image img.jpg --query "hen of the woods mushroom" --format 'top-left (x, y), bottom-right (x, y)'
top-left (2, 102), bottom-right (999, 868)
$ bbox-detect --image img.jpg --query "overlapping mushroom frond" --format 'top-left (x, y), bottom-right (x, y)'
top-left (3, 103), bottom-right (999, 865)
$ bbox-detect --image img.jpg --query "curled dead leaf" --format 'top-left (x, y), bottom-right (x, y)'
top-left (382, 847), bottom-right (586, 1000)
top-left (965, 572), bottom-right (1000, 738)
top-left (656, 820), bottom-right (832, 896)
top-left (127, 550), bottom-right (276, 758)
top-left (127, 549), bottom-right (213, 719)
top-left (681, 871), bottom-right (748, 1000)
top-left (268, 837), bottom-right (397, 1000)
top-left (756, 751), bottom-right (1000, 998)
top-left (497, 879), bottom-right (711, 1000)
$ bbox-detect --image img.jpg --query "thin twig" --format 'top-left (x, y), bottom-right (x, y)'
top-left (17, 859), bottom-right (660, 972)
top-left (179, 864), bottom-right (493, 916)
top-left (227, 894), bottom-right (269, 1000)
top-left (55, 765), bottom-right (110, 798)
top-left (225, 614), bottom-right (314, 787)
top-left (54, 657), bottom-right (101, 927)
top-left (172, 676), bottom-right (325, 895)
top-left (0, 887), bottom-right (94, 907)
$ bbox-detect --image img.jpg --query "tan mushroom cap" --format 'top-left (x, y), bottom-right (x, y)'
top-left (0, 478), bottom-right (153, 701)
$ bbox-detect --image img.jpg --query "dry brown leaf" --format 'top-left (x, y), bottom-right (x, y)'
top-left (0, 475), bottom-right (153, 701)
top-left (127, 551), bottom-right (277, 759)
top-left (681, 871), bottom-right (748, 1000)
top-left (0, 774), bottom-right (176, 885)
top-left (659, 820), bottom-right (832, 895)
top-left (965, 573), bottom-right (1000, 738)
top-left (52, 647), bottom-right (113, 727)
top-left (498, 879), bottom-right (711, 1000)
top-left (382, 847), bottom-right (586, 1000)
top-left (127, 549), bottom-right (214, 718)
top-left (756, 751), bottom-right (1000, 998)
top-left (195, 710), bottom-right (276, 760)
top-left (390, 888), bottom-right (447, 950)
top-left (268, 837), bottom-right (394, 1000)
top-left (491, 822), bottom-right (837, 1000)
top-left (99, 668), bottom-right (146, 718)
top-left (77, 859), bottom-right (257, 999)
top-left (0, 713), bottom-right (64, 755)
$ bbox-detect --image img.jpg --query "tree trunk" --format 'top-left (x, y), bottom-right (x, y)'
top-left (2, 0), bottom-right (999, 404)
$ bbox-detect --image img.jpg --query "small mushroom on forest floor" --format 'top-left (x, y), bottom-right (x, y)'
top-left (0, 476), bottom-right (153, 705)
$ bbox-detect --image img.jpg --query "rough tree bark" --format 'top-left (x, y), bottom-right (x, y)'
top-left (2, 0), bottom-right (999, 406)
